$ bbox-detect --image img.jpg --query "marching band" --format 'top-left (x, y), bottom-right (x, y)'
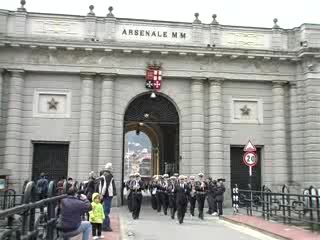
top-left (124, 173), bottom-right (226, 223)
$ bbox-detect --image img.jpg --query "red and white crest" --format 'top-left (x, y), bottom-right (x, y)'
top-left (145, 67), bottom-right (162, 90)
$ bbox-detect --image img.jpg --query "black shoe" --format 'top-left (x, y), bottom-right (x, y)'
top-left (103, 227), bottom-right (113, 232)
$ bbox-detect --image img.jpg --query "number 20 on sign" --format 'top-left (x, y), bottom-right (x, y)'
top-left (243, 152), bottom-right (257, 167)
top-left (243, 151), bottom-right (258, 176)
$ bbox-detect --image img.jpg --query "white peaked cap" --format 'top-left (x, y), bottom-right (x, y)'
top-left (105, 162), bottom-right (113, 170)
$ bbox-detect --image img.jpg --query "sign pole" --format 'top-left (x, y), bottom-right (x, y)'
top-left (249, 165), bottom-right (253, 216)
top-left (243, 140), bottom-right (258, 216)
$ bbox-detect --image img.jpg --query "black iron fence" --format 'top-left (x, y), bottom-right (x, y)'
top-left (0, 190), bottom-right (24, 210)
top-left (0, 180), bottom-right (68, 240)
top-left (232, 184), bottom-right (320, 231)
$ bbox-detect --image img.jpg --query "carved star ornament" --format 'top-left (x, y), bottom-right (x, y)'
top-left (240, 105), bottom-right (251, 115)
top-left (47, 97), bottom-right (59, 110)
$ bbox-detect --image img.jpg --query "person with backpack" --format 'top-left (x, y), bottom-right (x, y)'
top-left (84, 171), bottom-right (96, 202)
top-left (98, 163), bottom-right (117, 232)
top-left (36, 172), bottom-right (48, 200)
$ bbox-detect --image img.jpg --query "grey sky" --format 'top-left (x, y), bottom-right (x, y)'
top-left (1, 0), bottom-right (320, 28)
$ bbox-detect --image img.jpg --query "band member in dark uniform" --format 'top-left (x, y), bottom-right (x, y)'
top-left (215, 178), bottom-right (226, 216)
top-left (149, 175), bottom-right (158, 211)
top-left (167, 176), bottom-right (177, 219)
top-left (175, 175), bottom-right (189, 224)
top-left (125, 173), bottom-right (134, 212)
top-left (187, 176), bottom-right (197, 217)
top-left (206, 177), bottom-right (216, 215)
top-left (160, 174), bottom-right (169, 215)
top-left (130, 173), bottom-right (144, 219)
top-left (156, 175), bottom-right (163, 213)
top-left (195, 172), bottom-right (207, 220)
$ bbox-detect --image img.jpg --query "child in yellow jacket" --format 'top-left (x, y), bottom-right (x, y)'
top-left (89, 193), bottom-right (105, 239)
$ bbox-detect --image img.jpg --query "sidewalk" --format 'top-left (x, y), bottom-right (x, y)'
top-left (73, 212), bottom-right (121, 240)
top-left (222, 214), bottom-right (320, 240)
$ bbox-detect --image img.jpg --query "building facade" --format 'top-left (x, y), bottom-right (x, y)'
top-left (1, 3), bottom-right (320, 204)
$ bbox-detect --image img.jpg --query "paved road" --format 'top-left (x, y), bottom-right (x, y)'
top-left (120, 207), bottom-right (280, 240)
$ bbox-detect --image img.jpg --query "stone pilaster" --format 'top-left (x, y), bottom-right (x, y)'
top-left (271, 19), bottom-right (283, 50)
top-left (304, 72), bottom-right (320, 186)
top-left (85, 14), bottom-right (97, 40)
top-left (98, 74), bottom-right (116, 170)
top-left (78, 72), bottom-right (95, 180)
top-left (104, 7), bottom-right (116, 41)
top-left (0, 69), bottom-right (3, 120)
top-left (272, 81), bottom-right (288, 185)
top-left (14, 9), bottom-right (27, 36)
top-left (191, 77), bottom-right (205, 174)
top-left (4, 70), bottom-right (24, 183)
top-left (296, 79), bottom-right (306, 186)
top-left (210, 14), bottom-right (221, 47)
top-left (0, 10), bottom-right (8, 34)
top-left (289, 82), bottom-right (303, 185)
top-left (192, 13), bottom-right (203, 45)
top-left (208, 78), bottom-right (223, 177)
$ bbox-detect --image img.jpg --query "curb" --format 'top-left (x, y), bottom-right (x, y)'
top-left (221, 216), bottom-right (289, 240)
top-left (119, 211), bottom-right (129, 240)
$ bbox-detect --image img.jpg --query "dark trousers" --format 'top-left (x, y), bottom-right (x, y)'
top-left (156, 192), bottom-right (162, 212)
top-left (207, 193), bottom-right (215, 214)
top-left (168, 194), bottom-right (176, 219)
top-left (127, 192), bottom-right (133, 212)
top-left (92, 223), bottom-right (102, 237)
top-left (217, 201), bottom-right (223, 215)
top-left (160, 192), bottom-right (169, 215)
top-left (213, 199), bottom-right (217, 213)
top-left (132, 193), bottom-right (142, 219)
top-left (177, 202), bottom-right (187, 224)
top-left (196, 193), bottom-right (206, 219)
top-left (189, 196), bottom-right (196, 216)
top-left (151, 194), bottom-right (157, 210)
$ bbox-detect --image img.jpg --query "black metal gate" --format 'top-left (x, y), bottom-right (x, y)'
top-left (230, 146), bottom-right (261, 191)
top-left (32, 143), bottom-right (69, 182)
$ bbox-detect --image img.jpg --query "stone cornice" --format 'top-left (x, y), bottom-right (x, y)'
top-left (0, 37), bottom-right (312, 62)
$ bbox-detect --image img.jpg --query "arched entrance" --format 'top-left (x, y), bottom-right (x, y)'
top-left (122, 92), bottom-right (180, 184)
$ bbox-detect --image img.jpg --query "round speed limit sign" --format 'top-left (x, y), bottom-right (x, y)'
top-left (243, 152), bottom-right (258, 167)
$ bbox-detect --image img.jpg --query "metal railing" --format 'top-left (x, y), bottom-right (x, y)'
top-left (0, 189), bottom-right (24, 210)
top-left (232, 184), bottom-right (320, 231)
top-left (0, 180), bottom-right (68, 240)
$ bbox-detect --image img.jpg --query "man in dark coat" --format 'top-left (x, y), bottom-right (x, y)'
top-left (160, 174), bottom-right (169, 215)
top-left (187, 175), bottom-right (197, 217)
top-left (60, 183), bottom-right (92, 240)
top-left (167, 176), bottom-right (177, 219)
top-left (207, 177), bottom-right (217, 215)
top-left (125, 173), bottom-right (134, 212)
top-left (149, 175), bottom-right (158, 211)
top-left (36, 172), bottom-right (48, 200)
top-left (195, 173), bottom-right (207, 220)
top-left (156, 175), bottom-right (163, 213)
top-left (215, 179), bottom-right (226, 216)
top-left (130, 173), bottom-right (144, 219)
top-left (84, 171), bottom-right (96, 202)
top-left (175, 175), bottom-right (189, 224)
top-left (98, 163), bottom-right (117, 232)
